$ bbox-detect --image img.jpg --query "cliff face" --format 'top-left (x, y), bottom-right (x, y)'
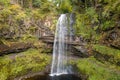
top-left (0, 1), bottom-right (56, 44)
top-left (69, 1), bottom-right (120, 79)
top-left (100, 28), bottom-right (120, 49)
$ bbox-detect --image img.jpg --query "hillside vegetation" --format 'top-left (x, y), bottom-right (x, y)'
top-left (0, 0), bottom-right (120, 80)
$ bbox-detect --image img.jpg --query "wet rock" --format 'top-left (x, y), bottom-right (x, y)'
top-left (102, 28), bottom-right (120, 50)
top-left (93, 50), bottom-right (120, 66)
top-left (0, 42), bottom-right (32, 56)
top-left (110, 38), bottom-right (120, 50)
top-left (71, 46), bottom-right (89, 57)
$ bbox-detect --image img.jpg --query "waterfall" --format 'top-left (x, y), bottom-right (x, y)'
top-left (50, 14), bottom-right (75, 76)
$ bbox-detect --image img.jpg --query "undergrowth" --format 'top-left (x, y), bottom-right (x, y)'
top-left (0, 48), bottom-right (51, 80)
top-left (76, 57), bottom-right (120, 80)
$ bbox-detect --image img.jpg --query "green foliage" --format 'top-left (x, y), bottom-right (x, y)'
top-left (0, 56), bottom-right (12, 66)
top-left (51, 0), bottom-right (73, 13)
top-left (31, 9), bottom-right (45, 20)
top-left (16, 11), bottom-right (27, 20)
top-left (0, 48), bottom-right (51, 80)
top-left (0, 0), bottom-right (10, 6)
top-left (98, 0), bottom-right (120, 31)
top-left (33, 0), bottom-right (54, 14)
top-left (0, 0), bottom-right (56, 43)
top-left (101, 20), bottom-right (115, 30)
top-left (59, 0), bottom-right (73, 13)
top-left (0, 4), bottom-right (26, 40)
top-left (40, 1), bottom-right (54, 13)
top-left (33, 0), bottom-right (42, 7)
top-left (0, 66), bottom-right (9, 80)
top-left (76, 57), bottom-right (120, 80)
top-left (74, 0), bottom-right (120, 42)
top-left (0, 56), bottom-right (12, 80)
top-left (102, 0), bottom-right (120, 17)
top-left (0, 8), bottom-right (12, 18)
top-left (74, 7), bottom-right (100, 41)
top-left (20, 34), bottom-right (38, 43)
top-left (85, 7), bottom-right (99, 24)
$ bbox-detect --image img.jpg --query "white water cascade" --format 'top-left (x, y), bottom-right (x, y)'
top-left (50, 14), bottom-right (75, 76)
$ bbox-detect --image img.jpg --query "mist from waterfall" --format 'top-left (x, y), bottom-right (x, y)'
top-left (50, 14), bottom-right (75, 76)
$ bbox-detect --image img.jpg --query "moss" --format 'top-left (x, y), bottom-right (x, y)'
top-left (93, 44), bottom-right (120, 57)
top-left (93, 44), bottom-right (120, 65)
top-left (76, 57), bottom-right (120, 80)
top-left (40, 48), bottom-right (52, 54)
top-left (0, 48), bottom-right (51, 80)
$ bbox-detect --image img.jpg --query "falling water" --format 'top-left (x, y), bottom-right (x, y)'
top-left (50, 14), bottom-right (75, 76)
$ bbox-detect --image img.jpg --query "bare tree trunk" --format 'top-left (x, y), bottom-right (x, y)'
top-left (29, 0), bottom-right (33, 9)
top-left (21, 0), bottom-right (23, 7)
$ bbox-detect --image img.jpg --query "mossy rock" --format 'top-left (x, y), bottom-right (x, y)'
top-left (0, 48), bottom-right (51, 80)
top-left (75, 57), bottom-right (120, 80)
top-left (93, 44), bottom-right (120, 66)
